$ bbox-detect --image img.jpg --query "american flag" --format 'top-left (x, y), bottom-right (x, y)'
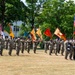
top-left (74, 16), bottom-right (75, 27)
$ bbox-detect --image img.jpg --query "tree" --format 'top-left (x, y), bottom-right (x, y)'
top-left (37, 0), bottom-right (75, 39)
top-left (25, 0), bottom-right (46, 29)
top-left (0, 0), bottom-right (28, 30)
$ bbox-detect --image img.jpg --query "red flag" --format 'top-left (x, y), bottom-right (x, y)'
top-left (44, 28), bottom-right (52, 38)
top-left (61, 34), bottom-right (66, 41)
top-left (73, 31), bottom-right (75, 35)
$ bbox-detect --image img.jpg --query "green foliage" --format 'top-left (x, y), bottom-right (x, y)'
top-left (0, 0), bottom-right (75, 39)
top-left (19, 23), bottom-right (31, 36)
top-left (37, 0), bottom-right (75, 39)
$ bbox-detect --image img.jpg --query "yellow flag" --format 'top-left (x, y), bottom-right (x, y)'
top-left (54, 28), bottom-right (66, 41)
top-left (30, 29), bottom-right (36, 41)
top-left (9, 32), bottom-right (14, 38)
top-left (36, 28), bottom-right (43, 40)
top-left (54, 28), bottom-right (62, 38)
top-left (8, 23), bottom-right (14, 38)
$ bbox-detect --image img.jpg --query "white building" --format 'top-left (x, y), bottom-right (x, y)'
top-left (4, 21), bottom-right (23, 38)
top-left (12, 21), bottom-right (23, 37)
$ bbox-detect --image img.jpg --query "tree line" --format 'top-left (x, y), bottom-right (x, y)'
top-left (0, 0), bottom-right (75, 39)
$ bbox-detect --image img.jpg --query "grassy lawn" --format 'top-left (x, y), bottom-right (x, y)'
top-left (0, 49), bottom-right (75, 75)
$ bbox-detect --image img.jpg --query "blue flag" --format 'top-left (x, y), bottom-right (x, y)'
top-left (24, 32), bottom-right (29, 37)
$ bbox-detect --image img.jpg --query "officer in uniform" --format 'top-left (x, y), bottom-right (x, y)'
top-left (0, 34), bottom-right (5, 56)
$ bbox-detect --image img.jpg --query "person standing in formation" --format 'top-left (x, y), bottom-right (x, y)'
top-left (0, 34), bottom-right (5, 56)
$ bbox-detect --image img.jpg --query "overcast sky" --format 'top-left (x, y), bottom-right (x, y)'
top-left (20, 0), bottom-right (75, 3)
top-left (20, 0), bottom-right (75, 6)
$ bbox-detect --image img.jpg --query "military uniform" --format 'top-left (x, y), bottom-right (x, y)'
top-left (0, 35), bottom-right (5, 56)
top-left (55, 40), bottom-right (61, 55)
top-left (21, 38), bottom-right (25, 53)
top-left (27, 39), bottom-right (31, 53)
top-left (8, 38), bottom-right (14, 56)
top-left (60, 40), bottom-right (64, 56)
top-left (33, 40), bottom-right (38, 53)
top-left (16, 38), bottom-right (21, 56)
top-left (72, 40), bottom-right (75, 60)
top-left (5, 37), bottom-right (9, 50)
top-left (49, 40), bottom-right (54, 55)
top-left (24, 40), bottom-right (27, 50)
top-left (44, 41), bottom-right (48, 53)
top-left (65, 40), bottom-right (73, 60)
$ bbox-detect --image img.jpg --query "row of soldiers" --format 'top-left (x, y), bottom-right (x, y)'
top-left (0, 34), bottom-right (39, 56)
top-left (0, 34), bottom-right (75, 60)
top-left (44, 39), bottom-right (75, 60)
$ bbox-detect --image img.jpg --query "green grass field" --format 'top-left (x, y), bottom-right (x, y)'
top-left (0, 49), bottom-right (75, 75)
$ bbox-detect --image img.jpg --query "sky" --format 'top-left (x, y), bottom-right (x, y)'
top-left (20, 0), bottom-right (27, 6)
top-left (20, 0), bottom-right (75, 3)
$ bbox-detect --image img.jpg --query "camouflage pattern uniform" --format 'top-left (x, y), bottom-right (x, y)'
top-left (60, 40), bottom-right (64, 56)
top-left (49, 40), bottom-right (54, 55)
top-left (55, 39), bottom-right (61, 55)
top-left (16, 38), bottom-right (21, 56)
top-left (8, 37), bottom-right (14, 56)
top-left (65, 40), bottom-right (73, 60)
top-left (27, 38), bottom-right (31, 53)
top-left (33, 40), bottom-right (38, 53)
top-left (0, 35), bottom-right (5, 56)
top-left (21, 38), bottom-right (25, 53)
top-left (44, 41), bottom-right (48, 53)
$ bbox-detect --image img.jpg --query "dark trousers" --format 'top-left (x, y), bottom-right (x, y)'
top-left (9, 48), bottom-right (13, 56)
top-left (27, 47), bottom-right (30, 53)
top-left (65, 50), bottom-right (73, 60)
top-left (33, 47), bottom-right (36, 53)
top-left (21, 46), bottom-right (24, 53)
top-left (73, 50), bottom-right (75, 60)
top-left (0, 48), bottom-right (3, 56)
top-left (16, 47), bottom-right (20, 55)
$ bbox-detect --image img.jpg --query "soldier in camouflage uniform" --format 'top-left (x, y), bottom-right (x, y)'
top-left (8, 36), bottom-right (14, 56)
top-left (5, 36), bottom-right (9, 50)
top-left (55, 39), bottom-right (61, 55)
top-left (27, 38), bottom-right (31, 53)
top-left (21, 38), bottom-right (25, 53)
top-left (49, 40), bottom-right (54, 55)
top-left (0, 34), bottom-right (5, 56)
top-left (44, 41), bottom-right (49, 53)
top-left (72, 40), bottom-right (75, 60)
top-left (33, 40), bottom-right (38, 53)
top-left (60, 40), bottom-right (64, 56)
top-left (65, 39), bottom-right (73, 60)
top-left (24, 39), bottom-right (27, 50)
top-left (16, 38), bottom-right (21, 56)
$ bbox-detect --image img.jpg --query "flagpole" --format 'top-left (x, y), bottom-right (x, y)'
top-left (73, 14), bottom-right (75, 40)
